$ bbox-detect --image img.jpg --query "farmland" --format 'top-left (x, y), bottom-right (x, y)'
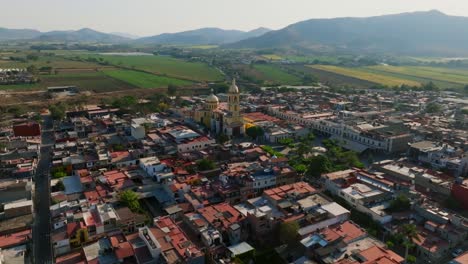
top-left (0, 54), bottom-right (102, 70)
top-left (364, 65), bottom-right (468, 88)
top-left (260, 54), bottom-right (283, 60)
top-left (73, 54), bottom-right (224, 82)
top-left (308, 65), bottom-right (421, 87)
top-left (103, 70), bottom-right (192, 88)
top-left (0, 71), bottom-right (137, 92)
top-left (243, 64), bottom-right (303, 85)
top-left (288, 65), bottom-right (377, 88)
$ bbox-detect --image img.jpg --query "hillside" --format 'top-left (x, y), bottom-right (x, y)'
top-left (36, 28), bottom-right (130, 43)
top-left (0, 27), bottom-right (41, 41)
top-left (227, 10), bottom-right (468, 56)
top-left (137, 27), bottom-right (270, 45)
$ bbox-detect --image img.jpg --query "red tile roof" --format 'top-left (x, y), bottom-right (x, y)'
top-left (263, 181), bottom-right (316, 200)
top-left (198, 202), bottom-right (244, 229)
top-left (55, 251), bottom-right (85, 264)
top-left (359, 246), bottom-right (404, 264)
top-left (0, 229), bottom-right (31, 248)
top-left (153, 216), bottom-right (202, 260)
top-left (330, 221), bottom-right (366, 243)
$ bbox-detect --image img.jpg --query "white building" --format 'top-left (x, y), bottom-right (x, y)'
top-left (177, 136), bottom-right (216, 153)
top-left (139, 156), bottom-right (167, 178)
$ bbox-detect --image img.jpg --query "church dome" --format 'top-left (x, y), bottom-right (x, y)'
top-left (228, 78), bottom-right (239, 93)
top-left (206, 92), bottom-right (219, 103)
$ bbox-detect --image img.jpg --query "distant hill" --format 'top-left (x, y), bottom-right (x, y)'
top-left (110, 32), bottom-right (140, 39)
top-left (36, 28), bottom-right (130, 43)
top-left (227, 10), bottom-right (468, 56)
top-left (137, 27), bottom-right (271, 45)
top-left (0, 27), bottom-right (41, 41)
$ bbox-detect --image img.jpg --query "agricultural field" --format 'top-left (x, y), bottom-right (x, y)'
top-left (103, 70), bottom-right (192, 88)
top-left (308, 65), bottom-right (421, 87)
top-left (285, 55), bottom-right (342, 64)
top-left (249, 64), bottom-right (303, 85)
top-left (260, 54), bottom-right (283, 60)
top-left (364, 65), bottom-right (468, 88)
top-left (0, 53), bottom-right (101, 69)
top-left (288, 65), bottom-right (377, 88)
top-left (73, 54), bottom-right (224, 82)
top-left (0, 71), bottom-right (137, 92)
top-left (188, 45), bottom-right (219, 49)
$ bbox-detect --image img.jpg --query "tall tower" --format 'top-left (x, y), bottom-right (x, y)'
top-left (224, 78), bottom-right (244, 136)
top-left (228, 78), bottom-right (240, 118)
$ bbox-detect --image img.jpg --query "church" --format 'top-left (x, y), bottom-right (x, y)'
top-left (194, 79), bottom-right (245, 137)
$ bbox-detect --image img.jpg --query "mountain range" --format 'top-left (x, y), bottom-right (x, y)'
top-left (0, 26), bottom-right (270, 45)
top-left (137, 27), bottom-right (270, 45)
top-left (3, 10), bottom-right (468, 55)
top-left (226, 10), bottom-right (468, 56)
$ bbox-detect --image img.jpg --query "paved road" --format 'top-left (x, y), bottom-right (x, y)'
top-left (33, 115), bottom-right (54, 264)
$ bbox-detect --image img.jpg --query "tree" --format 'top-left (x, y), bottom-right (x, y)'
top-left (279, 221), bottom-right (299, 245)
top-left (401, 224), bottom-right (420, 261)
top-left (216, 133), bottom-right (229, 144)
top-left (196, 158), bottom-right (216, 171)
top-left (119, 190), bottom-right (141, 212)
top-left (157, 102), bottom-right (169, 112)
top-left (388, 194), bottom-right (411, 212)
top-left (167, 84), bottom-right (178, 96)
top-left (49, 103), bottom-right (66, 120)
top-left (296, 141), bottom-right (310, 157)
top-left (27, 65), bottom-right (38, 75)
top-left (386, 241), bottom-right (394, 248)
top-left (307, 155), bottom-right (332, 178)
top-left (406, 255), bottom-right (416, 264)
top-left (245, 126), bottom-right (264, 140)
top-left (55, 180), bottom-right (65, 191)
top-left (26, 54), bottom-right (39, 61)
top-left (278, 138), bottom-right (294, 148)
top-left (425, 102), bottom-right (442, 113)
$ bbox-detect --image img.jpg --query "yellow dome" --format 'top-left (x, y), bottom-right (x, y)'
top-left (228, 78), bottom-right (239, 93)
top-left (206, 92), bottom-right (219, 103)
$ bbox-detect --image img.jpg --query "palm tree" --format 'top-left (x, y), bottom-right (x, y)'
top-left (401, 224), bottom-right (420, 261)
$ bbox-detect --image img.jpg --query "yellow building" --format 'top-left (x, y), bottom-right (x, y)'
top-left (193, 79), bottom-right (244, 137)
top-left (67, 221), bottom-right (89, 247)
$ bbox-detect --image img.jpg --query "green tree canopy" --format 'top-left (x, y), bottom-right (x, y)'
top-left (246, 126), bottom-right (264, 140)
top-left (196, 158), bottom-right (216, 171)
top-left (279, 221), bottom-right (299, 245)
top-left (119, 190), bottom-right (141, 213)
top-left (49, 103), bottom-right (66, 120)
top-left (167, 84), bottom-right (178, 96)
top-left (388, 194), bottom-right (411, 212)
top-left (425, 102), bottom-right (442, 113)
top-left (307, 154), bottom-right (333, 178)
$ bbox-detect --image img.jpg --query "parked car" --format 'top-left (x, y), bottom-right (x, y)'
top-left (452, 248), bottom-right (463, 258)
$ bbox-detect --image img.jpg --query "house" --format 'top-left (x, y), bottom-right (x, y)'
top-left (67, 221), bottom-right (89, 248)
top-left (198, 203), bottom-right (245, 246)
top-left (115, 207), bottom-right (146, 234)
top-left (151, 217), bottom-right (205, 264)
top-left (12, 122), bottom-right (41, 137)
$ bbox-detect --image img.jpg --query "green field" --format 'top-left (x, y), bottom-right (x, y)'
top-left (103, 70), bottom-right (192, 88)
top-left (252, 64), bottom-right (302, 85)
top-left (76, 54), bottom-right (224, 82)
top-left (0, 71), bottom-right (137, 92)
top-left (0, 55), bottom-right (101, 69)
top-left (308, 65), bottom-right (421, 87)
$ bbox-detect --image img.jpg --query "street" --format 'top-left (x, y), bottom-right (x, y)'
top-left (33, 115), bottom-right (54, 264)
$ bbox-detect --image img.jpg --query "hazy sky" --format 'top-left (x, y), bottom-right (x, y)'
top-left (0, 0), bottom-right (465, 36)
